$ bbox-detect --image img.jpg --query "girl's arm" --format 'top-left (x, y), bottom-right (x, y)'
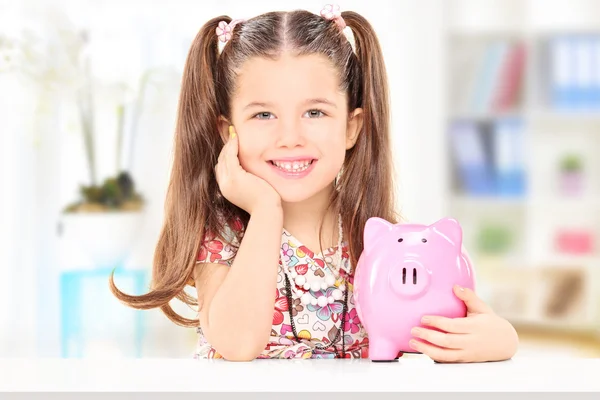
top-left (194, 203), bottom-right (283, 361)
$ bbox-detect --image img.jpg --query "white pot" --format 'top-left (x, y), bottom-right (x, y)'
top-left (60, 211), bottom-right (145, 269)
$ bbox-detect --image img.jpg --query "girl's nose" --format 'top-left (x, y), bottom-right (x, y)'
top-left (275, 119), bottom-right (306, 148)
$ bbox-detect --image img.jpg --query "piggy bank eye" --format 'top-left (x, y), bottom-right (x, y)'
top-left (421, 238), bottom-right (427, 243)
top-left (397, 238), bottom-right (403, 242)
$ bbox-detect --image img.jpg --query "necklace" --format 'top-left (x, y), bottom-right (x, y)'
top-left (280, 213), bottom-right (349, 358)
top-left (281, 214), bottom-right (350, 306)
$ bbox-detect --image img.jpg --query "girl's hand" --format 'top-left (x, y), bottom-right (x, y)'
top-left (409, 285), bottom-right (519, 363)
top-left (215, 126), bottom-right (281, 214)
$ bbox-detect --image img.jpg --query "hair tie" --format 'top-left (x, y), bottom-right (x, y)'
top-left (320, 4), bottom-right (356, 53)
top-left (215, 18), bottom-right (245, 44)
top-left (320, 4), bottom-right (346, 30)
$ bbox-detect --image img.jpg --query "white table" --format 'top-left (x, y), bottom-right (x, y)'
top-left (0, 354), bottom-right (598, 392)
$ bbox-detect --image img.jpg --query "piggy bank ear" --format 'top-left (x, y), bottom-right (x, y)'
top-left (431, 218), bottom-right (463, 247)
top-left (364, 217), bottom-right (394, 251)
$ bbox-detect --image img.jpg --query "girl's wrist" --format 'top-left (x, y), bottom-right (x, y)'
top-left (251, 197), bottom-right (282, 216)
top-left (250, 200), bottom-right (282, 219)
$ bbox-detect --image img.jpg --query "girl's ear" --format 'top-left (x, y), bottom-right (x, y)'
top-left (346, 108), bottom-right (363, 150)
top-left (218, 116), bottom-right (231, 144)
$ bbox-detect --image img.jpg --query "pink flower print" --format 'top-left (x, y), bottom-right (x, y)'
top-left (273, 289), bottom-right (288, 326)
top-left (281, 243), bottom-right (299, 267)
top-left (307, 287), bottom-right (343, 321)
top-left (282, 243), bottom-right (293, 260)
top-left (343, 308), bottom-right (360, 334)
top-left (198, 239), bottom-right (223, 263)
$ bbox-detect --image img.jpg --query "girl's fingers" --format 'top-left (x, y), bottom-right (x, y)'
top-left (225, 126), bottom-right (241, 173)
top-left (409, 339), bottom-right (467, 363)
top-left (420, 315), bottom-right (473, 334)
top-left (411, 327), bottom-right (468, 350)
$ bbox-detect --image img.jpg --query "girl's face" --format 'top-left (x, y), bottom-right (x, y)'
top-left (226, 52), bottom-right (363, 204)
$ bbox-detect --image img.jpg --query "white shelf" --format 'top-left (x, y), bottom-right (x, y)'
top-left (504, 314), bottom-right (600, 334)
top-left (444, 0), bottom-right (600, 336)
top-left (447, 29), bottom-right (527, 39)
top-left (528, 110), bottom-right (600, 124)
top-left (448, 0), bottom-right (600, 34)
top-left (448, 112), bottom-right (524, 121)
top-left (527, 193), bottom-right (600, 207)
top-left (528, 0), bottom-right (600, 33)
top-left (446, 0), bottom-right (526, 35)
top-left (532, 255), bottom-right (600, 268)
top-left (451, 195), bottom-right (600, 211)
top-left (450, 195), bottom-right (526, 209)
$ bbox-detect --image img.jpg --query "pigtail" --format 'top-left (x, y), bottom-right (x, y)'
top-left (337, 12), bottom-right (399, 270)
top-left (110, 16), bottom-right (230, 327)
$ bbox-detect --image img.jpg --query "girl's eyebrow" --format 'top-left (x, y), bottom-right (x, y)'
top-left (304, 98), bottom-right (337, 108)
top-left (242, 98), bottom-right (337, 111)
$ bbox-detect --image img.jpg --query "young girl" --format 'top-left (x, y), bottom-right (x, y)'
top-left (111, 4), bottom-right (519, 362)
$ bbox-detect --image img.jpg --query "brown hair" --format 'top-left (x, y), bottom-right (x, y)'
top-left (110, 9), bottom-right (401, 327)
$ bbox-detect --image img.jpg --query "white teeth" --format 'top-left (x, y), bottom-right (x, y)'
top-left (272, 160), bottom-right (313, 172)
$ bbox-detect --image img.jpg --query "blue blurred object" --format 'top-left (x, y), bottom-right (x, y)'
top-left (60, 268), bottom-right (148, 358)
top-left (492, 118), bottom-right (526, 197)
top-left (449, 120), bottom-right (496, 196)
top-left (449, 119), bottom-right (527, 198)
top-left (550, 35), bottom-right (600, 111)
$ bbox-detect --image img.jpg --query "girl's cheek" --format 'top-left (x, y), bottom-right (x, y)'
top-left (237, 149), bottom-right (262, 173)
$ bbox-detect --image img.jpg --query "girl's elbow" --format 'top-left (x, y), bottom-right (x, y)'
top-left (217, 342), bottom-right (265, 361)
top-left (209, 330), bottom-right (270, 361)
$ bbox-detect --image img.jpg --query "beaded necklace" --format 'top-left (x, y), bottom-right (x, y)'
top-left (280, 214), bottom-right (350, 357)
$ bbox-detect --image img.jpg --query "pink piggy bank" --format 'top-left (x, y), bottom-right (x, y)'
top-left (354, 217), bottom-right (476, 361)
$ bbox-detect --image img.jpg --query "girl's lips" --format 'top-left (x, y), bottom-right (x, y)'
top-left (269, 156), bottom-right (317, 162)
top-left (268, 159), bottom-right (317, 179)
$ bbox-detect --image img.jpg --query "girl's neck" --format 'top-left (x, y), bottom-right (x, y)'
top-left (281, 184), bottom-right (339, 251)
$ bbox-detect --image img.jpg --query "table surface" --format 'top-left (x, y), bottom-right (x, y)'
top-left (1, 354), bottom-right (599, 392)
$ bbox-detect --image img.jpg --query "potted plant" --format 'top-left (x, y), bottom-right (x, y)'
top-left (476, 223), bottom-right (513, 256)
top-left (1, 14), bottom-right (148, 269)
top-left (558, 153), bottom-right (584, 196)
top-left (59, 64), bottom-right (155, 269)
top-left (60, 172), bottom-right (146, 269)
top-left (2, 9), bottom-right (172, 269)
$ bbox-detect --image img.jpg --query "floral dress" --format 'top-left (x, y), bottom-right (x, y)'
top-left (193, 219), bottom-right (370, 359)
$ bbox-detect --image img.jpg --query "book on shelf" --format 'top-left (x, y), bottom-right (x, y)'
top-left (455, 39), bottom-right (526, 115)
top-left (549, 34), bottom-right (600, 111)
top-left (448, 118), bottom-right (526, 198)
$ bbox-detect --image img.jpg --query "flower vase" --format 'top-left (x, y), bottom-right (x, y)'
top-left (60, 210), bottom-right (145, 269)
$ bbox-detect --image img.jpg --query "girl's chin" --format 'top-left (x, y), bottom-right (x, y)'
top-left (272, 183), bottom-right (335, 204)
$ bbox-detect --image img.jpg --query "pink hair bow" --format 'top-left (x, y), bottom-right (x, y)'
top-left (320, 4), bottom-right (346, 30)
top-left (215, 19), bottom-right (244, 43)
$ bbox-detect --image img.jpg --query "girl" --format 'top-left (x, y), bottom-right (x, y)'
top-left (111, 4), bottom-right (519, 362)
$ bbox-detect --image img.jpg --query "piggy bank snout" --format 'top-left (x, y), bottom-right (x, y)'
top-left (388, 260), bottom-right (431, 298)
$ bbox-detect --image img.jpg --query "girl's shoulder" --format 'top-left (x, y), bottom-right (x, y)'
top-left (197, 215), bottom-right (245, 266)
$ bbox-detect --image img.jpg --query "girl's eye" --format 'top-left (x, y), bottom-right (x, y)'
top-left (253, 110), bottom-right (325, 119)
top-left (304, 109), bottom-right (325, 118)
top-left (254, 112), bottom-right (274, 120)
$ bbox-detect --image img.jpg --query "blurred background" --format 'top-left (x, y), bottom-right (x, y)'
top-left (0, 0), bottom-right (599, 359)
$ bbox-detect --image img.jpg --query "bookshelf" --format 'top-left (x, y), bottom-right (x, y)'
top-left (443, 0), bottom-right (600, 335)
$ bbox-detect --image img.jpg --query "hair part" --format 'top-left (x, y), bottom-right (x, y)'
top-left (110, 9), bottom-right (401, 328)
